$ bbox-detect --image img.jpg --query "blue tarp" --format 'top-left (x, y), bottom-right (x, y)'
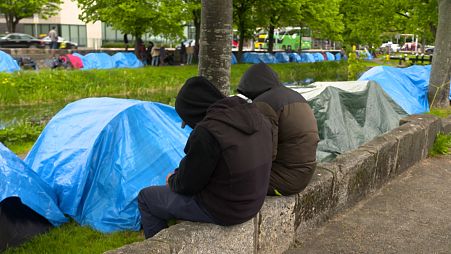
top-left (300, 53), bottom-right (315, 63)
top-left (274, 52), bottom-right (290, 63)
top-left (312, 53), bottom-right (325, 62)
top-left (231, 53), bottom-right (237, 64)
top-left (325, 52), bottom-right (335, 61)
top-left (359, 65), bottom-right (431, 114)
top-left (78, 52), bottom-right (115, 69)
top-left (335, 53), bottom-right (342, 61)
top-left (25, 98), bottom-right (191, 232)
top-left (0, 50), bottom-right (20, 72)
top-left (112, 52), bottom-right (143, 68)
top-left (289, 53), bottom-right (302, 63)
top-left (0, 143), bottom-right (67, 226)
top-left (241, 53), bottom-right (277, 64)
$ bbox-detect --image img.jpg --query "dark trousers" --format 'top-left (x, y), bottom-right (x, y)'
top-left (138, 185), bottom-right (215, 238)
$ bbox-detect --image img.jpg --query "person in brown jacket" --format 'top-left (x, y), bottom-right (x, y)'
top-left (237, 63), bottom-right (319, 196)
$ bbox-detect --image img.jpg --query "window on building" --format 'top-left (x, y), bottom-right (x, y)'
top-left (23, 24), bottom-right (87, 47)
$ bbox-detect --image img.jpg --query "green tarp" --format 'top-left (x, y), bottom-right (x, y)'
top-left (291, 81), bottom-right (408, 161)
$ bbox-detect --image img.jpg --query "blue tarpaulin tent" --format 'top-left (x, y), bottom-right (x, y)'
top-left (358, 65), bottom-right (431, 114)
top-left (112, 52), bottom-right (143, 68)
top-left (0, 50), bottom-right (20, 72)
top-left (80, 52), bottom-right (115, 69)
top-left (274, 52), bottom-right (290, 63)
top-left (335, 53), bottom-right (342, 61)
top-left (0, 142), bottom-right (67, 226)
top-left (325, 52), bottom-right (335, 61)
top-left (289, 53), bottom-right (302, 63)
top-left (241, 53), bottom-right (277, 64)
top-left (312, 53), bottom-right (325, 62)
top-left (25, 98), bottom-right (191, 232)
top-left (300, 53), bottom-right (315, 63)
top-left (232, 53), bottom-right (237, 64)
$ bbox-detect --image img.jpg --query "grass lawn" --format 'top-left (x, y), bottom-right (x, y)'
top-left (3, 221), bottom-right (144, 254)
top-left (2, 60), bottom-right (380, 253)
top-left (0, 61), bottom-right (375, 107)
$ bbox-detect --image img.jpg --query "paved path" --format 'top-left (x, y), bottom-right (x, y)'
top-left (286, 155), bottom-right (451, 254)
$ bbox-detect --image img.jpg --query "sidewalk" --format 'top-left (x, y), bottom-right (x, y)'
top-left (286, 154), bottom-right (451, 254)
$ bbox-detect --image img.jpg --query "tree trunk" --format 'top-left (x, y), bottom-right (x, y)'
top-left (268, 25), bottom-right (275, 53)
top-left (428, 0), bottom-right (451, 108)
top-left (198, 0), bottom-right (233, 95)
top-left (193, 9), bottom-right (201, 47)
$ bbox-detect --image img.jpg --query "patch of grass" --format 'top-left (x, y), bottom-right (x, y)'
top-left (428, 107), bottom-right (451, 118)
top-left (3, 221), bottom-right (144, 254)
top-left (429, 133), bottom-right (451, 157)
top-left (1, 61), bottom-right (360, 107)
top-left (0, 121), bottom-right (44, 150)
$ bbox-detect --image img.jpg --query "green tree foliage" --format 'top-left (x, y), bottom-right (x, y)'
top-left (182, 0), bottom-right (201, 45)
top-left (254, 0), bottom-right (343, 52)
top-left (254, 0), bottom-right (304, 52)
top-left (340, 0), bottom-right (438, 47)
top-left (233, 0), bottom-right (257, 55)
top-left (77, 0), bottom-right (186, 49)
top-left (0, 0), bottom-right (62, 33)
top-left (298, 0), bottom-right (343, 42)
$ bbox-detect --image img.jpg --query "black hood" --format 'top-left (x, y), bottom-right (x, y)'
top-left (204, 96), bottom-right (262, 135)
top-left (175, 76), bottom-right (225, 129)
top-left (237, 63), bottom-right (281, 100)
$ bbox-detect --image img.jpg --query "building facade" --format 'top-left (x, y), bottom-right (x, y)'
top-left (0, 0), bottom-right (102, 48)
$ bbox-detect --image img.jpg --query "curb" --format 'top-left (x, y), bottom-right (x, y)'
top-left (107, 114), bottom-right (450, 254)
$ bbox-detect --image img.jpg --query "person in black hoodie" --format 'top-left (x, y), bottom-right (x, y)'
top-left (138, 76), bottom-right (273, 238)
top-left (237, 63), bottom-right (319, 196)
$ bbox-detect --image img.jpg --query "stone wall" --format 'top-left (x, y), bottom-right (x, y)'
top-left (107, 114), bottom-right (451, 254)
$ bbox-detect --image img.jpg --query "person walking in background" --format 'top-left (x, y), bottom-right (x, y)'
top-left (186, 42), bottom-right (194, 65)
top-left (237, 63), bottom-right (319, 196)
top-left (151, 45), bottom-right (160, 66)
top-left (179, 42), bottom-right (186, 65)
top-left (146, 41), bottom-right (154, 65)
top-left (48, 27), bottom-right (58, 56)
top-left (124, 34), bottom-right (129, 52)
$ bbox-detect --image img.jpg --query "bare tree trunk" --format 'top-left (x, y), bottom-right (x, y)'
top-left (193, 9), bottom-right (201, 46)
top-left (268, 25), bottom-right (275, 53)
top-left (198, 0), bottom-right (232, 95)
top-left (428, 0), bottom-right (451, 108)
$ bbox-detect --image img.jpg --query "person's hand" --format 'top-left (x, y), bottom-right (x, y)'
top-left (166, 172), bottom-right (173, 186)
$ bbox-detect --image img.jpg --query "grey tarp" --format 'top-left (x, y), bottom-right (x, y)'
top-left (290, 81), bottom-right (408, 161)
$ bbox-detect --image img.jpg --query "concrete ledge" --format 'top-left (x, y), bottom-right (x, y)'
top-left (107, 115), bottom-right (445, 254)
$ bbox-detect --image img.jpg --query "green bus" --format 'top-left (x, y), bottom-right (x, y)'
top-left (254, 28), bottom-right (312, 50)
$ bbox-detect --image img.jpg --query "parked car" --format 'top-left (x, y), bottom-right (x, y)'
top-left (380, 42), bottom-right (400, 53)
top-left (0, 33), bottom-right (43, 48)
top-left (40, 36), bottom-right (78, 49)
top-left (425, 46), bottom-right (434, 55)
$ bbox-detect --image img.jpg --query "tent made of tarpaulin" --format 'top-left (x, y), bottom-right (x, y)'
top-left (112, 52), bottom-right (143, 68)
top-left (325, 52), bottom-right (335, 61)
top-left (289, 53), bottom-right (302, 63)
top-left (232, 53), bottom-right (237, 64)
top-left (0, 50), bottom-right (20, 73)
top-left (290, 81), bottom-right (407, 161)
top-left (300, 53), bottom-right (315, 63)
top-left (60, 54), bottom-right (83, 69)
top-left (335, 53), bottom-right (342, 61)
top-left (0, 143), bottom-right (67, 251)
top-left (358, 65), bottom-right (432, 114)
top-left (312, 52), bottom-right (325, 62)
top-left (25, 98), bottom-right (191, 232)
top-left (274, 52), bottom-right (290, 63)
top-left (72, 52), bottom-right (114, 70)
top-left (241, 53), bottom-right (277, 64)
